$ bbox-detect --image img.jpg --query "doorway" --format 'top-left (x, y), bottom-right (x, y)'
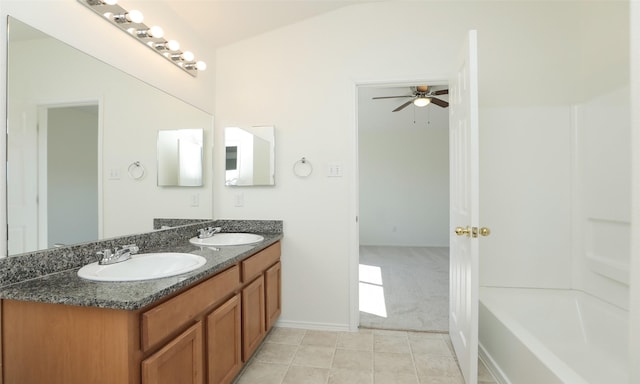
top-left (38, 103), bottom-right (100, 249)
top-left (357, 84), bottom-right (450, 332)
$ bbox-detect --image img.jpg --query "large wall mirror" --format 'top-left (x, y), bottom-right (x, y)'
top-left (6, 17), bottom-right (214, 257)
top-left (225, 126), bottom-right (275, 186)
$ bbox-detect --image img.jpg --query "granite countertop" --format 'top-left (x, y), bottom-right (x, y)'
top-left (0, 233), bottom-right (282, 311)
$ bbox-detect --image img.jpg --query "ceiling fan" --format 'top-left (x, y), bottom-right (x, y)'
top-left (372, 85), bottom-right (449, 112)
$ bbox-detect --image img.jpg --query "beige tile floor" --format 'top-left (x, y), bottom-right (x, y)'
top-left (233, 327), bottom-right (496, 384)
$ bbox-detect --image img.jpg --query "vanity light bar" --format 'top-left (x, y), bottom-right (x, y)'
top-left (77, 0), bottom-right (206, 77)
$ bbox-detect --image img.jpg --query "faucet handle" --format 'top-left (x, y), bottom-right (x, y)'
top-left (96, 249), bottom-right (112, 263)
top-left (97, 249), bottom-right (112, 257)
top-left (122, 244), bottom-right (139, 254)
top-left (197, 226), bottom-right (222, 239)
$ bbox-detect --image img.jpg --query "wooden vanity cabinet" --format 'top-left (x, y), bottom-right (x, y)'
top-left (141, 264), bottom-right (241, 353)
top-left (2, 300), bottom-right (141, 384)
top-left (1, 241), bottom-right (281, 384)
top-left (142, 322), bottom-right (204, 384)
top-left (240, 241), bottom-right (281, 362)
top-left (241, 260), bottom-right (281, 361)
top-left (207, 293), bottom-right (242, 384)
top-left (265, 261), bottom-right (282, 330)
top-left (242, 275), bottom-right (266, 361)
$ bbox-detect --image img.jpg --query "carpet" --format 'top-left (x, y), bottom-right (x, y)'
top-left (359, 246), bottom-right (449, 332)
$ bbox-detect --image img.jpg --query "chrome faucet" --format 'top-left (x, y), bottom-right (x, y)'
top-left (197, 226), bottom-right (222, 239)
top-left (97, 244), bottom-right (139, 265)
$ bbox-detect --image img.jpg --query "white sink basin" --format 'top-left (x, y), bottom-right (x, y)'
top-left (189, 233), bottom-right (264, 247)
top-left (77, 252), bottom-right (207, 282)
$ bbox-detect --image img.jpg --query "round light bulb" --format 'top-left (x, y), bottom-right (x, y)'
top-left (195, 61), bottom-right (207, 71)
top-left (182, 51), bottom-right (195, 61)
top-left (148, 26), bottom-right (164, 38)
top-left (104, 0), bottom-right (118, 5)
top-left (166, 40), bottom-right (180, 51)
top-left (413, 97), bottom-right (430, 107)
top-left (127, 10), bottom-right (144, 23)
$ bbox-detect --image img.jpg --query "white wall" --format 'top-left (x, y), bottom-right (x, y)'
top-left (213, 1), bottom-right (624, 329)
top-left (479, 106), bottom-right (574, 288)
top-left (629, 2), bottom-right (640, 382)
top-left (359, 102), bottom-right (449, 247)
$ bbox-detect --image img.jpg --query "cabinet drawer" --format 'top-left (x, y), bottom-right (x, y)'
top-left (241, 242), bottom-right (281, 283)
top-left (142, 265), bottom-right (240, 352)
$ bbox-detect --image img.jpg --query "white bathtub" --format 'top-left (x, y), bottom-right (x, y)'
top-left (479, 287), bottom-right (629, 384)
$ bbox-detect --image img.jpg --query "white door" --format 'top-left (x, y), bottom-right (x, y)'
top-left (7, 109), bottom-right (39, 255)
top-left (449, 30), bottom-right (480, 384)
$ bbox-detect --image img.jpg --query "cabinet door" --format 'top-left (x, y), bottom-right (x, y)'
top-left (142, 265), bottom-right (240, 352)
top-left (242, 275), bottom-right (266, 361)
top-left (265, 261), bottom-right (282, 331)
top-left (142, 322), bottom-right (204, 384)
top-left (207, 293), bottom-right (242, 384)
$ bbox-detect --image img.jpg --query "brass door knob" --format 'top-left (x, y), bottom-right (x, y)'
top-left (455, 226), bottom-right (471, 236)
top-left (455, 226), bottom-right (491, 238)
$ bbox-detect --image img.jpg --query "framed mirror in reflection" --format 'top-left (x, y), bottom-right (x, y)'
top-left (5, 17), bottom-right (214, 257)
top-left (224, 126), bottom-right (275, 186)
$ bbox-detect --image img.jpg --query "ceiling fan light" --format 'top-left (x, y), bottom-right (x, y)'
top-left (414, 97), bottom-right (430, 107)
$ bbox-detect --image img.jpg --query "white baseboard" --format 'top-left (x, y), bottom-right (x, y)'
top-left (479, 342), bottom-right (510, 384)
top-left (274, 319), bottom-right (353, 332)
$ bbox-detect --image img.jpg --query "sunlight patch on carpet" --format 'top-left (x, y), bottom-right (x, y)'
top-left (359, 264), bottom-right (387, 317)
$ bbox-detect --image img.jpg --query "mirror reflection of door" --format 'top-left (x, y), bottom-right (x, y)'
top-left (40, 104), bottom-right (99, 249)
top-left (156, 128), bottom-right (204, 187)
top-left (224, 126), bottom-right (275, 186)
top-left (7, 102), bottom-right (39, 254)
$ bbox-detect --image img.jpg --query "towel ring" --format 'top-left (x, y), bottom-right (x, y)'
top-left (128, 161), bottom-right (145, 180)
top-left (293, 157), bottom-right (313, 177)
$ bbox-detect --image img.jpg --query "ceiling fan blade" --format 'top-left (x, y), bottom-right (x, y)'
top-left (393, 100), bottom-right (414, 112)
top-left (372, 95), bottom-right (412, 100)
top-left (433, 89), bottom-right (448, 95)
top-left (429, 97), bottom-right (449, 108)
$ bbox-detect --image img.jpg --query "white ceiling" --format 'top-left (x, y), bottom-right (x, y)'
top-left (126, 0), bottom-right (376, 50)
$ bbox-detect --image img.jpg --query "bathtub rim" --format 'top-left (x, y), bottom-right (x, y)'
top-left (479, 286), bottom-right (628, 384)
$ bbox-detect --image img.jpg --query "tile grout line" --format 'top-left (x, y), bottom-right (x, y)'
top-left (327, 335), bottom-right (337, 384)
top-left (371, 331), bottom-right (376, 383)
top-left (407, 331), bottom-right (421, 383)
top-left (283, 329), bottom-right (306, 384)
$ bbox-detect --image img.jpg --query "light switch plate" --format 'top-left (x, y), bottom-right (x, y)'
top-left (327, 162), bottom-right (343, 177)
top-left (234, 192), bottom-right (244, 207)
top-left (108, 168), bottom-right (121, 180)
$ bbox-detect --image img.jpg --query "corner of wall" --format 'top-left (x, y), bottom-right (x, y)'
top-left (571, 86), bottom-right (631, 310)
